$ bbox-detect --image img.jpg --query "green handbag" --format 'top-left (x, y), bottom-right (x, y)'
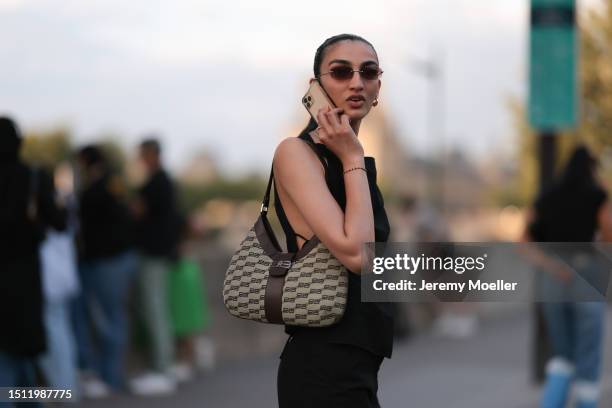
top-left (169, 258), bottom-right (210, 336)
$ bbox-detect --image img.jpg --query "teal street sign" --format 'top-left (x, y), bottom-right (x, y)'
top-left (528, 0), bottom-right (578, 131)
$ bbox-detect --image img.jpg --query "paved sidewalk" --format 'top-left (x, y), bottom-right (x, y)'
top-left (81, 305), bottom-right (612, 408)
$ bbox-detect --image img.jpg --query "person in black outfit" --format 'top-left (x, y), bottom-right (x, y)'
top-left (72, 145), bottom-right (137, 394)
top-left (273, 34), bottom-right (392, 407)
top-left (525, 146), bottom-right (612, 408)
top-left (0, 116), bottom-right (66, 391)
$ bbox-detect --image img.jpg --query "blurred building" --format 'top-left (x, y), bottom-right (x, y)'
top-left (179, 151), bottom-right (219, 185)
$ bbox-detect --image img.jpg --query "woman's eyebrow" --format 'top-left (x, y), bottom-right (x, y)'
top-left (328, 59), bottom-right (352, 66)
top-left (328, 59), bottom-right (379, 67)
top-left (360, 60), bottom-right (379, 67)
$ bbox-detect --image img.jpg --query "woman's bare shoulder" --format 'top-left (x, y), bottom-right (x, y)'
top-left (273, 137), bottom-right (323, 174)
top-left (274, 137), bottom-right (308, 157)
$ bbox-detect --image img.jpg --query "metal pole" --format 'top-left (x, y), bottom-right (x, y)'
top-left (409, 50), bottom-right (445, 212)
top-left (532, 131), bottom-right (556, 383)
top-left (426, 60), bottom-right (438, 208)
top-left (437, 50), bottom-right (446, 216)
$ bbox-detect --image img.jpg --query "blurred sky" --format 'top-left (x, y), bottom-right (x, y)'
top-left (0, 0), bottom-right (602, 175)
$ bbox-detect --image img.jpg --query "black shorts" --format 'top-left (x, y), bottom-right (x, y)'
top-left (277, 335), bottom-right (384, 408)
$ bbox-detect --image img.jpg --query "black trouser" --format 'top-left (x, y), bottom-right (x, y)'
top-left (277, 335), bottom-right (384, 408)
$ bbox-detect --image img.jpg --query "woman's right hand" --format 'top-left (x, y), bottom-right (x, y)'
top-left (316, 106), bottom-right (364, 165)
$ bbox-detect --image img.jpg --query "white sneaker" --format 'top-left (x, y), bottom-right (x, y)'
top-left (172, 363), bottom-right (194, 383)
top-left (129, 372), bottom-right (177, 396)
top-left (433, 314), bottom-right (478, 339)
top-left (194, 336), bottom-right (216, 372)
top-left (80, 373), bottom-right (110, 399)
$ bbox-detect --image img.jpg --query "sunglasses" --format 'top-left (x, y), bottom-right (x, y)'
top-left (319, 66), bottom-right (383, 81)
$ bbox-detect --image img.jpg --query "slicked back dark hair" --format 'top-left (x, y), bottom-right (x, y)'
top-left (313, 33), bottom-right (377, 78)
top-left (559, 145), bottom-right (597, 188)
top-left (300, 34), bottom-right (378, 137)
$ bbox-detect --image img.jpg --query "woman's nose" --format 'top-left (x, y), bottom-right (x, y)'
top-left (348, 72), bottom-right (365, 90)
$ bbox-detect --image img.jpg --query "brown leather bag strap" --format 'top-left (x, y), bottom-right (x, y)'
top-left (264, 275), bottom-right (284, 324)
top-left (260, 136), bottom-right (329, 324)
top-left (260, 136), bottom-right (327, 216)
top-left (264, 252), bottom-right (294, 324)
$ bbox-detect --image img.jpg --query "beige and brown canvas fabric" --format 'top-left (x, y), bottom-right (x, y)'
top-left (223, 223), bottom-right (348, 327)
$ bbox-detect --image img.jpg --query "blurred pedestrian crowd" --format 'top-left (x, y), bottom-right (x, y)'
top-left (0, 117), bottom-right (211, 404)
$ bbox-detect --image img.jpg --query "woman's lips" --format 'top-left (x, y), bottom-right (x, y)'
top-left (346, 100), bottom-right (365, 109)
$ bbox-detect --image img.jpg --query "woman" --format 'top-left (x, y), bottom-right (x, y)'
top-left (525, 146), bottom-right (612, 408)
top-left (273, 34), bottom-right (393, 407)
top-left (72, 146), bottom-right (137, 396)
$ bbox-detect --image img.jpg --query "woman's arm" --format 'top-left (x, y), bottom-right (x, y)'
top-left (519, 207), bottom-right (572, 282)
top-left (37, 169), bottom-right (67, 231)
top-left (274, 136), bottom-right (374, 274)
top-left (597, 201), bottom-right (612, 241)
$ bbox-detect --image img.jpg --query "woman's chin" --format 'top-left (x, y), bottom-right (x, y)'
top-left (342, 106), bottom-right (368, 121)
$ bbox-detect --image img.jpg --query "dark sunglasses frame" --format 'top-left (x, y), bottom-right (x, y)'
top-left (318, 66), bottom-right (383, 81)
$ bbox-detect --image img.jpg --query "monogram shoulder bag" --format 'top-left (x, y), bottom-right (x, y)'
top-left (223, 139), bottom-right (348, 327)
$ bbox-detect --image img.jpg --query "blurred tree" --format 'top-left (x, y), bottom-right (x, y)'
top-left (20, 129), bottom-right (128, 171)
top-left (580, 4), bottom-right (612, 150)
top-left (505, 99), bottom-right (573, 206)
top-left (178, 176), bottom-right (266, 213)
top-left (509, 3), bottom-right (612, 206)
top-left (18, 126), bottom-right (269, 215)
top-left (21, 127), bottom-right (72, 170)
top-left (97, 137), bottom-right (127, 173)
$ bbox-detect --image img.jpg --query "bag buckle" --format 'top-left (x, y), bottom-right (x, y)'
top-left (269, 259), bottom-right (293, 277)
top-left (275, 260), bottom-right (292, 268)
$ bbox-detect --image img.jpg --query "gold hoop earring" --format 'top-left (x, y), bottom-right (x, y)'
top-left (373, 98), bottom-right (379, 107)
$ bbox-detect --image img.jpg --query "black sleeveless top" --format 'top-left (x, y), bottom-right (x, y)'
top-left (273, 133), bottom-right (394, 358)
top-left (530, 184), bottom-right (607, 242)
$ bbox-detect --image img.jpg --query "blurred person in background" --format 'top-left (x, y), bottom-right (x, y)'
top-left (129, 138), bottom-right (180, 396)
top-left (413, 205), bottom-right (479, 339)
top-left (168, 214), bottom-right (213, 382)
top-left (0, 116), bottom-right (67, 397)
top-left (525, 145), bottom-right (612, 408)
top-left (72, 145), bottom-right (137, 397)
top-left (38, 162), bottom-right (80, 396)
top-left (389, 195), bottom-right (417, 340)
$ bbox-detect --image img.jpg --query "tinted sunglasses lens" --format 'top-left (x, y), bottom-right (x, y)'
top-left (330, 67), bottom-right (354, 80)
top-left (361, 68), bottom-right (380, 80)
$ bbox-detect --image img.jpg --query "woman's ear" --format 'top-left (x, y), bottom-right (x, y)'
top-left (309, 78), bottom-right (316, 84)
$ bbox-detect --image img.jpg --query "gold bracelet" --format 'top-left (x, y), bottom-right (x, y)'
top-left (343, 166), bottom-right (367, 175)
